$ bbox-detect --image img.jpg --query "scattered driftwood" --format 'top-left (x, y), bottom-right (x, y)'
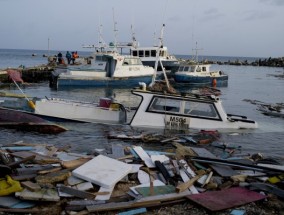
top-left (0, 137), bottom-right (283, 214)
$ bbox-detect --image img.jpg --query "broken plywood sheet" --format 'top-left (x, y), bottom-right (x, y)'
top-left (10, 151), bottom-right (59, 164)
top-left (15, 188), bottom-right (59, 201)
top-left (72, 155), bottom-right (132, 189)
top-left (190, 147), bottom-right (237, 177)
top-left (95, 186), bottom-right (114, 201)
top-left (186, 187), bottom-right (266, 211)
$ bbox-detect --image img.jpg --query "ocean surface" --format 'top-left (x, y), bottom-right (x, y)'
top-left (0, 49), bottom-right (283, 162)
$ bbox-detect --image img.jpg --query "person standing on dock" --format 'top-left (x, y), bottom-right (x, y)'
top-left (71, 51), bottom-right (79, 64)
top-left (57, 52), bottom-right (63, 64)
top-left (66, 51), bottom-right (71, 64)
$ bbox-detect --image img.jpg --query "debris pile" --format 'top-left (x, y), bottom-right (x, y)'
top-left (0, 135), bottom-right (284, 214)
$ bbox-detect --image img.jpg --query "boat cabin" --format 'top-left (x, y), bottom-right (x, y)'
top-left (130, 46), bottom-right (170, 58)
top-left (130, 89), bottom-right (258, 130)
top-left (178, 64), bottom-right (211, 74)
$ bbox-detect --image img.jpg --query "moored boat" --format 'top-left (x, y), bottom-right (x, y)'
top-left (53, 52), bottom-right (155, 89)
top-left (174, 63), bottom-right (228, 86)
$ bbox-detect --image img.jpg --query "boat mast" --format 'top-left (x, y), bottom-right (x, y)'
top-left (112, 8), bottom-right (118, 52)
top-left (48, 37), bottom-right (50, 57)
top-left (192, 41), bottom-right (203, 64)
top-left (97, 23), bottom-right (108, 52)
top-left (131, 24), bottom-right (138, 48)
top-left (151, 24), bottom-right (170, 89)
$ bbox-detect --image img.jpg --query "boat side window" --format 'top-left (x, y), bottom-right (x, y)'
top-left (96, 56), bottom-right (103, 61)
top-left (159, 50), bottom-right (165, 57)
top-left (184, 66), bottom-right (189, 72)
top-left (196, 66), bottom-right (201, 72)
top-left (132, 50), bottom-right (138, 57)
top-left (178, 66), bottom-right (184, 72)
top-left (202, 66), bottom-right (207, 72)
top-left (190, 66), bottom-right (195, 72)
top-left (151, 50), bottom-right (156, 57)
top-left (148, 97), bottom-right (180, 113)
top-left (123, 58), bottom-right (142, 65)
top-left (139, 50), bottom-right (144, 57)
top-left (184, 101), bottom-right (218, 118)
top-left (145, 50), bottom-right (150, 57)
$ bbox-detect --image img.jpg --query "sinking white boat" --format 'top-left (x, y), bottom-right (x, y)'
top-left (0, 97), bottom-right (127, 124)
top-left (129, 88), bottom-right (258, 130)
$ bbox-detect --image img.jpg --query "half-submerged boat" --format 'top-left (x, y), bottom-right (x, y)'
top-left (0, 107), bottom-right (67, 134)
top-left (174, 63), bottom-right (228, 86)
top-left (129, 84), bottom-right (257, 130)
top-left (53, 52), bottom-right (155, 89)
top-left (257, 105), bottom-right (284, 118)
top-left (0, 96), bottom-right (127, 124)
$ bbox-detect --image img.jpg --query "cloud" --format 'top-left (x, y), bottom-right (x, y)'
top-left (167, 15), bottom-right (181, 23)
top-left (243, 10), bottom-right (274, 21)
top-left (259, 0), bottom-right (284, 6)
top-left (199, 8), bottom-right (225, 22)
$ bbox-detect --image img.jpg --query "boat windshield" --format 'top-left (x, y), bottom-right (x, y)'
top-left (95, 55), bottom-right (108, 61)
top-left (148, 97), bottom-right (181, 113)
top-left (178, 66), bottom-right (190, 72)
top-left (147, 96), bottom-right (220, 119)
top-left (184, 101), bottom-right (218, 118)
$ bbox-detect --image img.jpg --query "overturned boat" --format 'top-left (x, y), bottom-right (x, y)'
top-left (0, 107), bottom-right (67, 134)
top-left (129, 87), bottom-right (258, 130)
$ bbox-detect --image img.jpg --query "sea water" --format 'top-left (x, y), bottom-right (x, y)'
top-left (0, 49), bottom-right (283, 161)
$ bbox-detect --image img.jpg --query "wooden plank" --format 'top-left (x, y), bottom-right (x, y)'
top-left (133, 146), bottom-right (155, 168)
top-left (61, 157), bottom-right (91, 169)
top-left (179, 170), bottom-right (199, 194)
top-left (11, 174), bottom-right (37, 181)
top-left (57, 185), bottom-right (98, 199)
top-left (88, 190), bottom-right (191, 212)
top-left (135, 185), bottom-right (176, 197)
top-left (21, 181), bottom-right (41, 192)
top-left (176, 171), bottom-right (206, 193)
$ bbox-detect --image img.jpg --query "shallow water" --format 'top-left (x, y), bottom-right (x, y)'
top-left (0, 50), bottom-right (283, 162)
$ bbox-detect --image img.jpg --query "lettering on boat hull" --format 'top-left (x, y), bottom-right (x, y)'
top-left (165, 115), bottom-right (190, 130)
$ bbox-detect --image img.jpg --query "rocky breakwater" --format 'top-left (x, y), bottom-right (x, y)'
top-left (215, 57), bottom-right (284, 67)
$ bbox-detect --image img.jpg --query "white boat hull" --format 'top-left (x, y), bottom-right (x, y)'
top-left (34, 98), bottom-right (126, 124)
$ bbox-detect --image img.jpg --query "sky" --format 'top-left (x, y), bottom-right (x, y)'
top-left (0, 0), bottom-right (283, 58)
